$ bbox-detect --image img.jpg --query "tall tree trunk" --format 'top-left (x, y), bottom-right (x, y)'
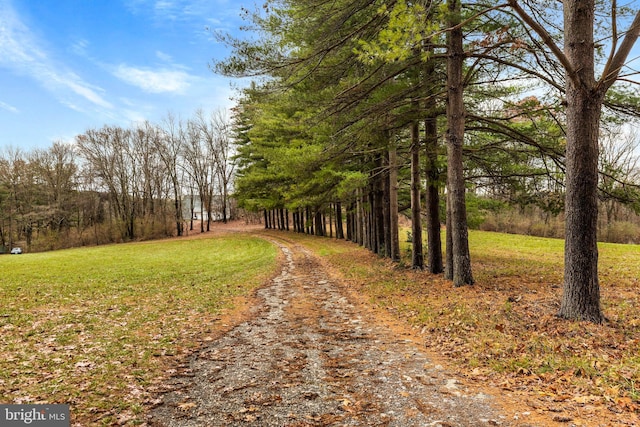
top-left (280, 208), bottom-right (285, 230)
top-left (356, 190), bottom-right (364, 245)
top-left (199, 200), bottom-right (205, 233)
top-left (322, 211), bottom-right (327, 236)
top-left (222, 185), bottom-right (229, 223)
top-left (383, 151), bottom-right (392, 258)
top-left (364, 189), bottom-right (372, 250)
top-left (336, 201), bottom-right (344, 240)
top-left (446, 0), bottom-right (473, 286)
top-left (329, 204), bottom-right (333, 238)
top-left (375, 157), bottom-right (385, 256)
top-left (190, 191), bottom-right (195, 231)
top-left (424, 42), bottom-right (443, 273)
top-left (315, 210), bottom-right (323, 236)
top-left (425, 112), bottom-right (443, 274)
top-left (351, 198), bottom-right (360, 244)
top-left (445, 191), bottom-right (453, 280)
top-left (410, 117), bottom-right (424, 269)
top-left (389, 141), bottom-right (400, 261)
top-left (347, 203), bottom-right (355, 242)
top-left (558, 0), bottom-right (603, 322)
top-left (174, 197), bottom-right (183, 237)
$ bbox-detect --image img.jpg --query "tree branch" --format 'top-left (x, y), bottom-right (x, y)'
top-left (598, 9), bottom-right (640, 92)
top-left (506, 0), bottom-right (577, 85)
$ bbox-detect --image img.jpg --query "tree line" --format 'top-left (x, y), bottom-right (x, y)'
top-left (0, 110), bottom-right (236, 252)
top-left (217, 0), bottom-right (640, 323)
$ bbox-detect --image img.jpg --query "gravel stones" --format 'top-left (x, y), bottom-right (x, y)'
top-left (149, 238), bottom-right (508, 427)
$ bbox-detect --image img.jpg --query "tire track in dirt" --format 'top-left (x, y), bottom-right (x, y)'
top-left (149, 236), bottom-right (510, 426)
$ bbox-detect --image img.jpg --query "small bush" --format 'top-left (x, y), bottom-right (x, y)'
top-left (479, 215), bottom-right (499, 232)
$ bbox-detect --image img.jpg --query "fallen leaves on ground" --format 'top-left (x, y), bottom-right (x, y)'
top-left (291, 230), bottom-right (640, 427)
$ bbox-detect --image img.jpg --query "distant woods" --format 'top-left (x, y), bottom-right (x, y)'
top-left (0, 110), bottom-right (236, 252)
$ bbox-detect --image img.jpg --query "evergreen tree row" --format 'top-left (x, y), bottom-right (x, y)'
top-left (217, 0), bottom-right (640, 323)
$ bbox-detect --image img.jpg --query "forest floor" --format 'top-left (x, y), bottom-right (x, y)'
top-left (147, 223), bottom-right (640, 426)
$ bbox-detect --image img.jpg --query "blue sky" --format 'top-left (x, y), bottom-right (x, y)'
top-left (0, 0), bottom-right (247, 149)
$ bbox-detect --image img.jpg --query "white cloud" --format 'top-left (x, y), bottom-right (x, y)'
top-left (114, 64), bottom-right (192, 93)
top-left (71, 38), bottom-right (90, 56)
top-left (0, 100), bottom-right (19, 113)
top-left (155, 1), bottom-right (176, 11)
top-left (125, 0), bottom-right (239, 24)
top-left (156, 50), bottom-right (173, 62)
top-left (64, 78), bottom-right (113, 109)
top-left (0, 1), bottom-right (113, 112)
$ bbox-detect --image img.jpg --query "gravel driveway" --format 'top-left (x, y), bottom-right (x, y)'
top-left (148, 235), bottom-right (510, 426)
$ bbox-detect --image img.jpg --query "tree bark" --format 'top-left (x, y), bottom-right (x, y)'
top-left (221, 186), bottom-right (228, 223)
top-left (336, 201), bottom-right (344, 239)
top-left (446, 0), bottom-right (473, 286)
top-left (321, 211), bottom-right (327, 236)
top-left (388, 142), bottom-right (400, 261)
top-left (280, 208), bottom-right (285, 230)
top-left (383, 150), bottom-right (392, 258)
top-left (329, 204), bottom-right (334, 238)
top-left (189, 189), bottom-right (194, 231)
top-left (374, 163), bottom-right (385, 255)
top-left (445, 191), bottom-right (453, 280)
top-left (356, 190), bottom-right (364, 245)
top-left (425, 111), bottom-right (443, 274)
top-left (365, 188), bottom-right (373, 250)
top-left (410, 117), bottom-right (424, 270)
top-left (346, 204), bottom-right (353, 241)
top-left (558, 0), bottom-right (603, 322)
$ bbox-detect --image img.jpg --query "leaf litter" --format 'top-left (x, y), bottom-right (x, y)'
top-left (298, 230), bottom-right (640, 427)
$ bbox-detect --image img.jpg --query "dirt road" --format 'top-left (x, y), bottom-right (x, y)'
top-left (149, 235), bottom-right (510, 426)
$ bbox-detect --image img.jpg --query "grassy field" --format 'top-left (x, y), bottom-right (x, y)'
top-left (3, 227), bottom-right (638, 425)
top-left (0, 234), bottom-right (277, 425)
top-left (288, 229), bottom-right (640, 426)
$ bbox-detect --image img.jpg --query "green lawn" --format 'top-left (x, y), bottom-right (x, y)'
top-left (0, 235), bottom-right (277, 425)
